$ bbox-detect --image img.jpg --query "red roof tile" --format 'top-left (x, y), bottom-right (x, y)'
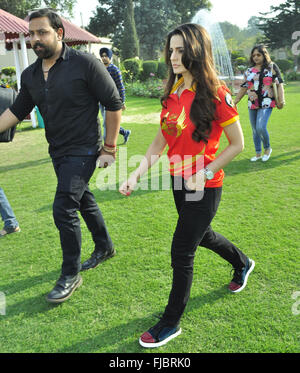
top-left (0, 8), bottom-right (30, 38)
top-left (62, 17), bottom-right (101, 44)
top-left (1, 8), bottom-right (101, 49)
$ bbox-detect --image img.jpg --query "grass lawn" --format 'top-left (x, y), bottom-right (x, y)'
top-left (0, 82), bottom-right (299, 354)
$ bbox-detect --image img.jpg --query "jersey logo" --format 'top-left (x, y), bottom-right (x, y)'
top-left (161, 107), bottom-right (187, 137)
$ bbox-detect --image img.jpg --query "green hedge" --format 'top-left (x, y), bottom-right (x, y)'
top-left (125, 79), bottom-right (164, 98)
top-left (122, 58), bottom-right (140, 82)
top-left (1, 66), bottom-right (16, 76)
top-left (0, 66), bottom-right (17, 90)
top-left (275, 59), bottom-right (294, 73)
top-left (139, 60), bottom-right (158, 81)
top-left (157, 61), bottom-right (168, 80)
top-left (286, 71), bottom-right (300, 81)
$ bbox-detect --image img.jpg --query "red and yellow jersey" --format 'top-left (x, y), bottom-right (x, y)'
top-left (160, 77), bottom-right (239, 188)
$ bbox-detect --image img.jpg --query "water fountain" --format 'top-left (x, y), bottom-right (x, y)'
top-left (191, 9), bottom-right (236, 87)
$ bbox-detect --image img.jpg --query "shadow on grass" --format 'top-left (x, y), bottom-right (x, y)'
top-left (34, 187), bottom-right (164, 213)
top-left (22, 150), bottom-right (300, 210)
top-left (91, 186), bottom-right (165, 204)
top-left (1, 269), bottom-right (60, 296)
top-left (55, 286), bottom-right (228, 353)
top-left (2, 269), bottom-right (62, 316)
top-left (226, 149), bottom-right (300, 176)
top-left (0, 157), bottom-right (51, 174)
top-left (91, 149), bottom-right (300, 203)
top-left (186, 285), bottom-right (230, 315)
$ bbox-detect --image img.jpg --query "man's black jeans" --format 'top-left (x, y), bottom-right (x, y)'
top-left (52, 155), bottom-right (113, 276)
top-left (162, 176), bottom-right (248, 325)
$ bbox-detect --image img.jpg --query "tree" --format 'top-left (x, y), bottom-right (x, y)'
top-left (43, 0), bottom-right (76, 17)
top-left (220, 22), bottom-right (243, 42)
top-left (173, 0), bottom-right (212, 23)
top-left (134, 0), bottom-right (179, 60)
top-left (246, 16), bottom-right (263, 37)
top-left (87, 0), bottom-right (124, 38)
top-left (122, 0), bottom-right (139, 59)
top-left (0, 0), bottom-right (40, 18)
top-left (258, 0), bottom-right (300, 51)
top-left (87, 0), bottom-right (126, 56)
top-left (0, 0), bottom-right (76, 19)
top-left (87, 0), bottom-right (212, 60)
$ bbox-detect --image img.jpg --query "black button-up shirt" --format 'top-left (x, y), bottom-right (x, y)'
top-left (10, 43), bottom-right (123, 158)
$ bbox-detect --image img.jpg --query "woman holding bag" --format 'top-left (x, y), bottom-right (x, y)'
top-left (234, 45), bottom-right (285, 162)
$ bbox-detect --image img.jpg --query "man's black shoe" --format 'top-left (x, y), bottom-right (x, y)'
top-left (46, 274), bottom-right (82, 303)
top-left (81, 248), bottom-right (116, 271)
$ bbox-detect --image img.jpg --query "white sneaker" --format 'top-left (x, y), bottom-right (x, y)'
top-left (250, 155), bottom-right (262, 162)
top-left (262, 148), bottom-right (272, 162)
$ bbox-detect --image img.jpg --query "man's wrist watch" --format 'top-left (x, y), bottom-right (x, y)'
top-left (204, 167), bottom-right (214, 180)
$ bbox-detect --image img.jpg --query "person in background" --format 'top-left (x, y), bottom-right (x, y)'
top-left (0, 85), bottom-right (20, 238)
top-left (99, 48), bottom-right (131, 144)
top-left (0, 187), bottom-right (20, 237)
top-left (234, 45), bottom-right (285, 162)
top-left (119, 24), bottom-right (255, 348)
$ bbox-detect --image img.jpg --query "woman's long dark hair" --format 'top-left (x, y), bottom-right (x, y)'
top-left (249, 45), bottom-right (272, 70)
top-left (162, 23), bottom-right (223, 143)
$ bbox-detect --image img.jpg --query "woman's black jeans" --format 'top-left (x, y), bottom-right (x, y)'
top-left (52, 155), bottom-right (113, 276)
top-left (162, 176), bottom-right (248, 325)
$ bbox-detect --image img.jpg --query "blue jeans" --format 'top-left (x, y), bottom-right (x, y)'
top-left (248, 108), bottom-right (273, 153)
top-left (0, 187), bottom-right (18, 229)
top-left (100, 104), bottom-right (126, 141)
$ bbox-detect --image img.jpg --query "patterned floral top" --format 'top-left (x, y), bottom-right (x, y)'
top-left (241, 63), bottom-right (283, 109)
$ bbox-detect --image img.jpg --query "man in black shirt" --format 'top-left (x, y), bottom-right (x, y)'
top-left (0, 9), bottom-right (123, 303)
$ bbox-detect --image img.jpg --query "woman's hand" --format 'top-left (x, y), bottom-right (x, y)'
top-left (185, 170), bottom-right (206, 191)
top-left (119, 173), bottom-right (139, 196)
top-left (276, 101), bottom-right (285, 110)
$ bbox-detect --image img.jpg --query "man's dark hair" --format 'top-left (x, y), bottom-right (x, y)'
top-left (29, 8), bottom-right (65, 39)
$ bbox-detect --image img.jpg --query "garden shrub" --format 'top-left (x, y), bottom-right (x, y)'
top-left (125, 79), bottom-right (164, 98)
top-left (275, 59), bottom-right (294, 73)
top-left (286, 71), bottom-right (300, 81)
top-left (157, 62), bottom-right (168, 80)
top-left (0, 66), bottom-right (17, 90)
top-left (139, 60), bottom-right (158, 81)
top-left (1, 67), bottom-right (16, 76)
top-left (122, 58), bottom-right (140, 82)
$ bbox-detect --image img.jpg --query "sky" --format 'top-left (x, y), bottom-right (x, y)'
top-left (71, 0), bottom-right (284, 29)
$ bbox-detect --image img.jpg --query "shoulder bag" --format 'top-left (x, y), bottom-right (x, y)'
top-left (0, 86), bottom-right (17, 142)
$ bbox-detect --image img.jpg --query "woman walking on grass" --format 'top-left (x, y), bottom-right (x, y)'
top-left (234, 45), bottom-right (285, 162)
top-left (119, 24), bottom-right (255, 348)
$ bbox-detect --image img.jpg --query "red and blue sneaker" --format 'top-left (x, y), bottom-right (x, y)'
top-left (229, 257), bottom-right (255, 293)
top-left (139, 319), bottom-right (182, 348)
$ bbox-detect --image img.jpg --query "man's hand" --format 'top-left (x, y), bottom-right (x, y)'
top-left (96, 148), bottom-right (116, 168)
